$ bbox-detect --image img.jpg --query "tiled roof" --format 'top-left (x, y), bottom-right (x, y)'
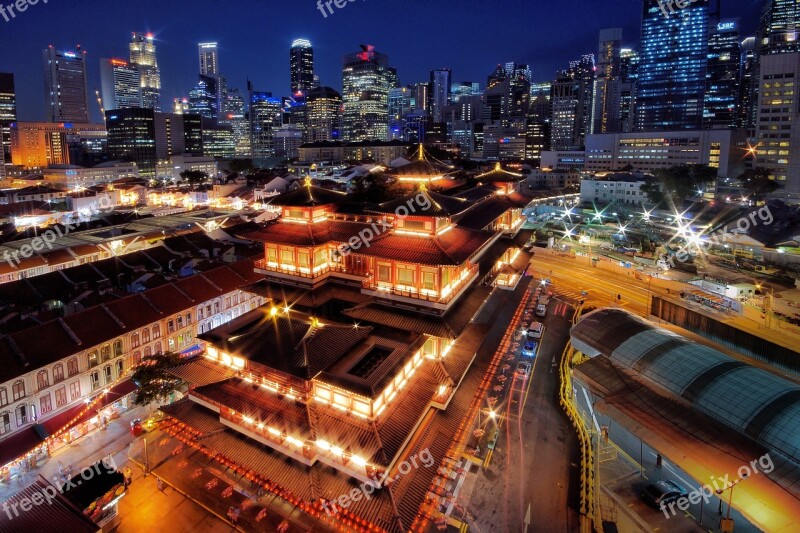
top-left (475, 163), bottom-right (524, 182)
top-left (453, 183), bottom-right (501, 202)
top-left (454, 196), bottom-right (517, 231)
top-left (165, 357), bottom-right (237, 387)
top-left (0, 478), bottom-right (99, 533)
top-left (241, 219), bottom-right (378, 247)
top-left (269, 184), bottom-right (347, 207)
top-left (367, 190), bottom-right (472, 217)
top-left (389, 159), bottom-right (450, 179)
top-left (352, 227), bottom-right (494, 266)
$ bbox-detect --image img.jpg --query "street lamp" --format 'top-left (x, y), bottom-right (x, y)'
top-left (715, 473), bottom-right (748, 530)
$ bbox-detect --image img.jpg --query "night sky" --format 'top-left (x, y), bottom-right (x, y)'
top-left (0, 0), bottom-right (763, 123)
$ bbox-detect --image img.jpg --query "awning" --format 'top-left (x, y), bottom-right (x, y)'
top-left (180, 343), bottom-right (205, 357)
top-left (42, 379), bottom-right (138, 436)
top-left (0, 427), bottom-right (45, 467)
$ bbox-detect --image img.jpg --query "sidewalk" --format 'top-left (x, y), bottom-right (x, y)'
top-left (0, 402), bottom-right (150, 502)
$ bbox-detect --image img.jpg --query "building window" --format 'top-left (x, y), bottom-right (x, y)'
top-left (0, 388), bottom-right (6, 407)
top-left (103, 366), bottom-right (113, 385)
top-left (144, 346), bottom-right (152, 357)
top-left (88, 351), bottom-right (99, 368)
top-left (142, 328), bottom-right (151, 343)
top-left (0, 412), bottom-right (10, 434)
top-left (53, 364), bottom-right (64, 383)
top-left (154, 342), bottom-right (162, 354)
top-left (67, 358), bottom-right (79, 377)
top-left (69, 381), bottom-right (80, 401)
top-left (168, 320), bottom-right (175, 333)
top-left (101, 345), bottom-right (111, 362)
top-left (55, 386), bottom-right (67, 407)
top-left (152, 324), bottom-right (161, 338)
top-left (131, 332), bottom-right (140, 348)
top-left (113, 339), bottom-right (123, 357)
top-left (177, 316), bottom-right (183, 329)
top-left (185, 312), bottom-right (192, 324)
top-left (15, 404), bottom-right (27, 426)
top-left (37, 370), bottom-right (49, 390)
top-left (12, 381), bottom-right (25, 402)
top-left (422, 271), bottom-right (436, 291)
top-left (90, 371), bottom-right (101, 391)
top-left (377, 264), bottom-right (391, 282)
top-left (132, 351), bottom-right (141, 367)
top-left (40, 394), bottom-right (52, 415)
top-left (397, 267), bottom-right (415, 286)
top-left (115, 360), bottom-right (124, 378)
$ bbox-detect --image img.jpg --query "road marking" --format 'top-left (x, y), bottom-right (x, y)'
top-left (649, 452), bottom-right (696, 489)
top-left (580, 386), bottom-right (600, 432)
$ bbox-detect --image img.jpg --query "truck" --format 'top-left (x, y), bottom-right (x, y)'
top-left (634, 255), bottom-right (671, 271)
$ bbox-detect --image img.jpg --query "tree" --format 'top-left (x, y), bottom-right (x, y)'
top-left (738, 168), bottom-right (779, 196)
top-left (179, 170), bottom-right (209, 189)
top-left (229, 159), bottom-right (255, 174)
top-left (641, 164), bottom-right (717, 208)
top-left (131, 351), bottom-right (185, 406)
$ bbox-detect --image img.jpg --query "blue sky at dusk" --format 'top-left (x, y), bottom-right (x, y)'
top-left (0, 0), bottom-right (762, 123)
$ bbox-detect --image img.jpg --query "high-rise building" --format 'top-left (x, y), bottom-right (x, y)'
top-left (249, 88), bottom-right (282, 158)
top-left (99, 59), bottom-right (142, 111)
top-left (202, 118), bottom-right (235, 159)
top-left (173, 98), bottom-right (189, 114)
top-left (106, 108), bottom-right (202, 177)
top-left (451, 82), bottom-right (481, 101)
top-left (0, 73), bottom-right (16, 170)
top-left (636, 0), bottom-right (710, 131)
top-left (619, 49), bottom-right (639, 133)
top-left (429, 68), bottom-right (452, 123)
top-left (754, 52), bottom-right (800, 202)
top-left (414, 82), bottom-right (430, 113)
top-left (43, 45), bottom-right (89, 123)
top-left (307, 86), bottom-right (342, 142)
top-left (199, 42), bottom-right (219, 76)
top-left (738, 36), bottom-right (758, 129)
top-left (290, 39), bottom-right (315, 97)
top-left (220, 88), bottom-right (250, 156)
top-left (10, 122), bottom-right (106, 168)
top-left (758, 0), bottom-right (800, 56)
top-left (341, 45), bottom-right (395, 142)
top-left (704, 20), bottom-right (741, 129)
top-left (188, 75), bottom-right (220, 120)
top-left (551, 55), bottom-right (595, 150)
top-left (388, 86), bottom-right (413, 141)
top-left (591, 28), bottom-right (623, 134)
top-left (129, 33), bottom-right (161, 111)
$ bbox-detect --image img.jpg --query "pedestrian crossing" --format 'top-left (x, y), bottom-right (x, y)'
top-left (549, 286), bottom-right (587, 303)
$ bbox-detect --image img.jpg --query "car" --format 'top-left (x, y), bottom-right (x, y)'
top-left (527, 322), bottom-right (544, 339)
top-left (640, 480), bottom-right (688, 508)
top-left (522, 340), bottom-right (538, 357)
top-left (515, 361), bottom-right (532, 379)
top-left (535, 303), bottom-right (547, 317)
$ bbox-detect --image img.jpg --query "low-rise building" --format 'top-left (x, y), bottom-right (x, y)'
top-left (43, 162), bottom-right (139, 189)
top-left (299, 140), bottom-right (411, 165)
top-left (580, 172), bottom-right (652, 207)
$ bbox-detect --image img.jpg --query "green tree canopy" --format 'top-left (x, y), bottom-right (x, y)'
top-left (131, 351), bottom-right (185, 406)
top-left (640, 164), bottom-right (717, 208)
top-left (737, 167), bottom-right (779, 196)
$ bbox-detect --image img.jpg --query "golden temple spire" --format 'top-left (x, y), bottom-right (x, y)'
top-left (304, 175), bottom-right (313, 188)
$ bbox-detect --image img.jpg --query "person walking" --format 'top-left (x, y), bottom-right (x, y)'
top-left (156, 477), bottom-right (164, 492)
top-left (123, 467), bottom-right (133, 488)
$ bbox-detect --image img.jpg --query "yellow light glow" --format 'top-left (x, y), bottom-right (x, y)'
top-left (316, 440), bottom-right (331, 451)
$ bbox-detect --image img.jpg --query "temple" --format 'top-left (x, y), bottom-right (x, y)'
top-left (159, 163), bottom-right (533, 532)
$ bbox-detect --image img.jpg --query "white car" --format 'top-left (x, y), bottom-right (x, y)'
top-left (516, 361), bottom-right (532, 379)
top-left (527, 322), bottom-right (544, 339)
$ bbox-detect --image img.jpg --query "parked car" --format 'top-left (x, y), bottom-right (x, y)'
top-left (527, 322), bottom-right (544, 339)
top-left (640, 480), bottom-right (688, 508)
top-left (535, 303), bottom-right (547, 317)
top-left (522, 341), bottom-right (538, 357)
top-left (515, 361), bottom-right (532, 379)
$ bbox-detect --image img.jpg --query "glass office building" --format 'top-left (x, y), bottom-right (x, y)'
top-left (704, 20), bottom-right (741, 129)
top-left (341, 45), bottom-right (395, 142)
top-left (636, 0), bottom-right (710, 131)
top-left (290, 39), bottom-right (315, 97)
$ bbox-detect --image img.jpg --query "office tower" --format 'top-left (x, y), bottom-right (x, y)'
top-left (99, 59), bottom-right (142, 111)
top-left (341, 45), bottom-right (395, 141)
top-left (487, 65), bottom-right (507, 89)
top-left (43, 45), bottom-right (89, 123)
top-left (0, 73), bottom-right (16, 169)
top-left (106, 108), bottom-right (201, 177)
top-left (388, 86), bottom-right (413, 141)
top-left (508, 64), bottom-right (532, 117)
top-left (305, 86), bottom-right (342, 143)
top-left (130, 33), bottom-right (161, 111)
top-left (414, 82), bottom-right (430, 113)
top-left (290, 39), bottom-right (315, 97)
top-left (620, 48), bottom-right (640, 81)
top-left (188, 75), bottom-right (219, 120)
top-left (219, 88), bottom-right (250, 156)
top-left (11, 122), bottom-right (106, 168)
top-left (636, 0), bottom-right (710, 131)
top-left (429, 69), bottom-right (452, 122)
top-left (199, 42), bottom-right (219, 76)
top-left (738, 37), bottom-right (758, 129)
top-left (704, 20), bottom-right (741, 129)
top-left (754, 52), bottom-right (800, 201)
top-left (551, 55), bottom-right (595, 150)
top-left (591, 28), bottom-right (623, 134)
top-left (173, 98), bottom-right (189, 114)
top-left (202, 118), bottom-right (235, 158)
top-left (758, 0), bottom-right (800, 56)
top-left (452, 82), bottom-right (481, 101)
top-left (249, 88), bottom-right (282, 158)
top-left (619, 49), bottom-right (639, 132)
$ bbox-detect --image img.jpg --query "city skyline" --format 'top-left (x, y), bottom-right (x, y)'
top-left (0, 0), bottom-right (761, 123)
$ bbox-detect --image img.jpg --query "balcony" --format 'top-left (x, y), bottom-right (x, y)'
top-left (254, 259), bottom-right (364, 287)
top-left (361, 264), bottom-right (479, 312)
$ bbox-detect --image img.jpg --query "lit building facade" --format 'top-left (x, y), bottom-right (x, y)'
top-left (704, 20), bottom-right (741, 129)
top-left (198, 42), bottom-right (219, 76)
top-left (249, 91), bottom-right (283, 158)
top-left (0, 73), bottom-right (15, 176)
top-left (43, 46), bottom-right (90, 124)
top-left (10, 122), bottom-right (106, 169)
top-left (129, 33), bottom-right (161, 111)
top-left (342, 45), bottom-right (395, 142)
top-left (429, 68), bottom-right (452, 123)
top-left (551, 55), bottom-right (595, 150)
top-left (636, 0), bottom-right (710, 131)
top-left (99, 59), bottom-right (142, 111)
top-left (591, 28), bottom-right (623, 134)
top-left (290, 39), bottom-right (315, 97)
top-left (758, 0), bottom-right (800, 56)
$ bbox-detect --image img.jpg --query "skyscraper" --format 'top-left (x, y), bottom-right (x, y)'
top-left (199, 43), bottom-right (219, 76)
top-left (551, 55), bottom-right (595, 150)
top-left (188, 75), bottom-right (219, 120)
top-left (738, 36), bottom-right (758, 129)
top-left (0, 73), bottom-right (16, 170)
top-left (307, 86), bottom-right (342, 142)
top-left (249, 87), bottom-right (283, 158)
top-left (591, 28), bottom-right (623, 134)
top-left (636, 0), bottom-right (710, 131)
top-left (388, 86), bottom-right (413, 141)
top-left (99, 59), bottom-right (142, 111)
top-left (704, 20), bottom-right (741, 129)
top-left (43, 45), bottom-right (89, 123)
top-left (130, 33), bottom-right (161, 111)
top-left (290, 39), bottom-right (315, 97)
top-left (414, 82), bottom-right (430, 113)
top-left (429, 68), bottom-right (452, 123)
top-left (758, 0), bottom-right (800, 56)
top-left (341, 45), bottom-right (395, 142)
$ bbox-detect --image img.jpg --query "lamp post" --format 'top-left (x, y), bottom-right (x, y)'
top-left (715, 473), bottom-right (748, 532)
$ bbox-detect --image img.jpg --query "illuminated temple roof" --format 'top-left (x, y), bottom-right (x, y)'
top-left (366, 189), bottom-right (473, 218)
top-left (239, 219), bottom-right (378, 246)
top-left (475, 162), bottom-right (525, 182)
top-left (347, 226), bottom-right (495, 265)
top-left (268, 179), bottom-right (348, 207)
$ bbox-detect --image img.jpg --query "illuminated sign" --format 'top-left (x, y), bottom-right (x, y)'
top-left (717, 21), bottom-right (737, 31)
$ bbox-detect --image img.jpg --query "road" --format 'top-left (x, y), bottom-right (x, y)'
top-left (468, 277), bottom-right (580, 533)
